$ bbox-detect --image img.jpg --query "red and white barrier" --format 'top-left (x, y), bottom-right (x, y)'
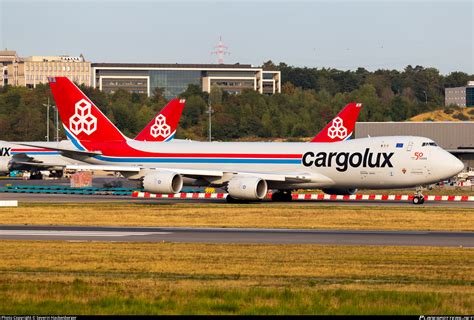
top-left (132, 191), bottom-right (227, 199)
top-left (132, 191), bottom-right (474, 202)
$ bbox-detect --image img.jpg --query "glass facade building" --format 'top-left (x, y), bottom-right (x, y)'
top-left (149, 70), bottom-right (201, 98)
top-left (445, 84), bottom-right (474, 108)
top-left (466, 87), bottom-right (474, 107)
top-left (92, 63), bottom-right (281, 99)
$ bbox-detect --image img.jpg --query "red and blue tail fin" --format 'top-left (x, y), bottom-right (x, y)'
top-left (311, 102), bottom-right (362, 143)
top-left (48, 77), bottom-right (127, 151)
top-left (134, 98), bottom-right (185, 142)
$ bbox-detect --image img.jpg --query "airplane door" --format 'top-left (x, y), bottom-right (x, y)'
top-left (424, 149), bottom-right (432, 179)
top-left (406, 141), bottom-right (413, 152)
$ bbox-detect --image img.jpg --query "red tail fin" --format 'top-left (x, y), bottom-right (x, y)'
top-left (48, 77), bottom-right (126, 150)
top-left (134, 98), bottom-right (185, 142)
top-left (311, 102), bottom-right (362, 142)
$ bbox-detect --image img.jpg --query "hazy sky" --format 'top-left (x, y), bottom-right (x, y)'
top-left (1, 0), bottom-right (473, 74)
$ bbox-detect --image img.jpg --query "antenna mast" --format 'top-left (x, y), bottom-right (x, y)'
top-left (211, 36), bottom-right (230, 64)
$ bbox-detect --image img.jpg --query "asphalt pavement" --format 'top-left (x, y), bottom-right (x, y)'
top-left (0, 225), bottom-right (472, 247)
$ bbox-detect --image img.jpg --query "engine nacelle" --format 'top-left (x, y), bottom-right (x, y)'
top-left (322, 188), bottom-right (357, 195)
top-left (227, 176), bottom-right (268, 200)
top-left (0, 157), bottom-right (12, 173)
top-left (142, 171), bottom-right (183, 194)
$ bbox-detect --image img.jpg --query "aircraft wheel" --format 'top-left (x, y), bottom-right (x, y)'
top-left (226, 195), bottom-right (250, 204)
top-left (412, 196), bottom-right (424, 205)
top-left (30, 171), bottom-right (43, 180)
top-left (226, 195), bottom-right (238, 203)
top-left (271, 190), bottom-right (292, 202)
top-left (283, 191), bottom-right (293, 202)
top-left (271, 192), bottom-right (282, 202)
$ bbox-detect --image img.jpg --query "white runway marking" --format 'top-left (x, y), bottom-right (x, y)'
top-left (0, 230), bottom-right (171, 237)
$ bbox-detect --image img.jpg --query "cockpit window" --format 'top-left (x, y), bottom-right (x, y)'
top-left (422, 142), bottom-right (438, 147)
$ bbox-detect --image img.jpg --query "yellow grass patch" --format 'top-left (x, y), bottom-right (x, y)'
top-left (0, 241), bottom-right (472, 314)
top-left (0, 203), bottom-right (473, 231)
top-left (1, 241), bottom-right (472, 288)
top-left (410, 106), bottom-right (474, 121)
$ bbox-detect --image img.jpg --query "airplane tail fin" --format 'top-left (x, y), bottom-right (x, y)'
top-left (134, 98), bottom-right (185, 142)
top-left (48, 77), bottom-right (127, 151)
top-left (311, 102), bottom-right (362, 143)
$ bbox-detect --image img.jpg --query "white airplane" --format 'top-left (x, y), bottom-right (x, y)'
top-left (26, 77), bottom-right (463, 204)
top-left (3, 81), bottom-right (362, 179)
top-left (0, 98), bottom-right (186, 178)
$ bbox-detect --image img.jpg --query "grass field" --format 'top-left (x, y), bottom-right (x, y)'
top-left (1, 202), bottom-right (472, 314)
top-left (0, 241), bottom-right (472, 314)
top-left (0, 203), bottom-right (473, 231)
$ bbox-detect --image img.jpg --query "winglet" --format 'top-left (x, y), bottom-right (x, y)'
top-left (311, 102), bottom-right (362, 143)
top-left (134, 98), bottom-right (185, 142)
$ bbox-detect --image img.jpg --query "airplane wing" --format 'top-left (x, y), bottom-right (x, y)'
top-left (66, 164), bottom-right (223, 176)
top-left (65, 164), bottom-right (322, 183)
top-left (6, 153), bottom-right (66, 170)
top-left (13, 161), bottom-right (65, 169)
top-left (16, 143), bottom-right (101, 158)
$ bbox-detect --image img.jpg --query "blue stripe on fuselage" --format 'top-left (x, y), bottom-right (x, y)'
top-left (93, 155), bottom-right (300, 164)
top-left (11, 152), bottom-right (60, 155)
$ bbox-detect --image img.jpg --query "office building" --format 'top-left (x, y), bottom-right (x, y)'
top-left (92, 63), bottom-right (281, 99)
top-left (445, 81), bottom-right (474, 107)
top-left (6, 55), bottom-right (91, 88)
top-left (0, 50), bottom-right (19, 86)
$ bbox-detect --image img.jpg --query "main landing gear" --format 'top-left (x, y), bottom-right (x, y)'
top-left (30, 171), bottom-right (43, 180)
top-left (412, 186), bottom-right (425, 205)
top-left (271, 190), bottom-right (293, 202)
top-left (225, 195), bottom-right (251, 204)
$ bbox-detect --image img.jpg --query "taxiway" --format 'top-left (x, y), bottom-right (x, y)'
top-left (0, 225), bottom-right (472, 247)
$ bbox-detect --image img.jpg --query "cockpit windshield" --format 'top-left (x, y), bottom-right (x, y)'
top-left (422, 142), bottom-right (438, 147)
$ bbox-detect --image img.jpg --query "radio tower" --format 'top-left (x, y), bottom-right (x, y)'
top-left (211, 36), bottom-right (230, 64)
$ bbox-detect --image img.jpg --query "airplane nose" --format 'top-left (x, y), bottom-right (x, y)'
top-left (452, 156), bottom-right (464, 175)
top-left (434, 151), bottom-right (464, 181)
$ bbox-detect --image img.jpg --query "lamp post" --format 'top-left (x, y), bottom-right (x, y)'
top-left (43, 99), bottom-right (60, 142)
top-left (206, 100), bottom-right (214, 142)
top-left (42, 99), bottom-right (50, 141)
top-left (53, 105), bottom-right (60, 141)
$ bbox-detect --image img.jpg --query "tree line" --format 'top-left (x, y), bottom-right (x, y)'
top-left (0, 63), bottom-right (472, 142)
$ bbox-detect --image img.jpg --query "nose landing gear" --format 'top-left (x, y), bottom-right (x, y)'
top-left (412, 186), bottom-right (425, 205)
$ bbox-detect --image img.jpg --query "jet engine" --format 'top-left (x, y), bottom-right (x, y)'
top-left (227, 176), bottom-right (268, 200)
top-left (0, 157), bottom-right (12, 173)
top-left (142, 171), bottom-right (183, 194)
top-left (322, 188), bottom-right (357, 195)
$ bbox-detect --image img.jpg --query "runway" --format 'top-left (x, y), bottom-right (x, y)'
top-left (0, 225), bottom-right (473, 247)
top-left (2, 192), bottom-right (474, 208)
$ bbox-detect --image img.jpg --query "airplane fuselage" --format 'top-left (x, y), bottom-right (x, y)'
top-left (73, 136), bottom-right (463, 189)
top-left (0, 140), bottom-right (81, 173)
